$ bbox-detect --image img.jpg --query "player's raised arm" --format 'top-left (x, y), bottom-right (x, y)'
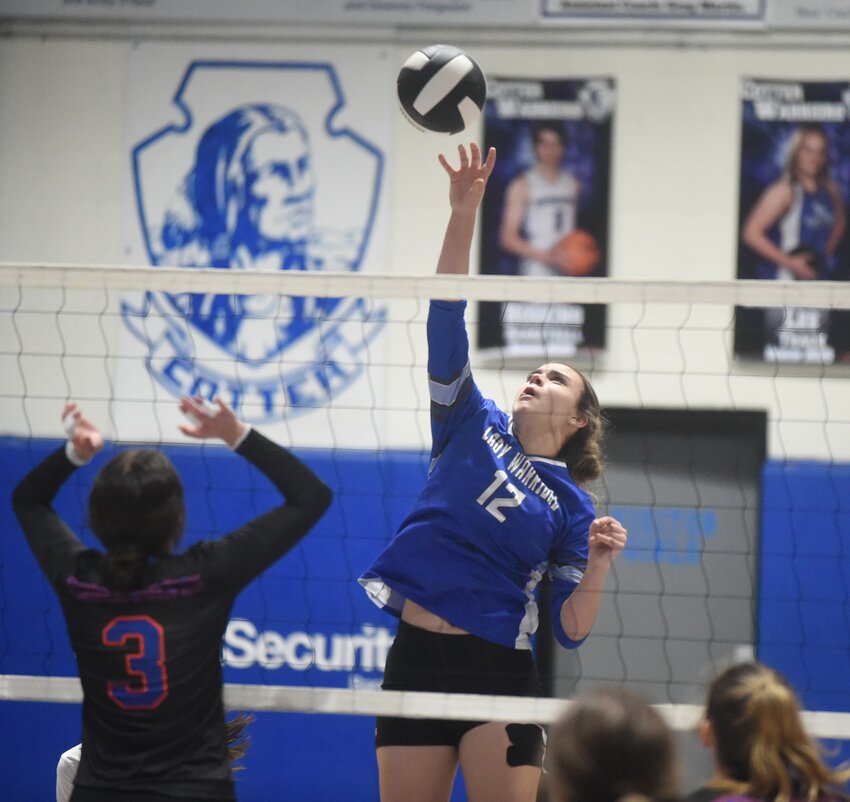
top-left (435, 142), bottom-right (495, 278)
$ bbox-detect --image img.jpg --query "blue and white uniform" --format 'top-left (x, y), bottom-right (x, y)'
top-left (759, 184), bottom-right (836, 280)
top-left (360, 300), bottom-right (594, 651)
top-left (518, 168), bottom-right (579, 278)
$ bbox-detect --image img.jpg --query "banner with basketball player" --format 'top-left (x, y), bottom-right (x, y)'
top-left (477, 77), bottom-right (615, 362)
top-left (735, 79), bottom-right (850, 364)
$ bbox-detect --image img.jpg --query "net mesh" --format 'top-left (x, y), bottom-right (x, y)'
top-left (1, 261), bottom-right (849, 740)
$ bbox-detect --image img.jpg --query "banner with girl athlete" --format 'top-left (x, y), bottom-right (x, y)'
top-left (477, 77), bottom-right (615, 363)
top-left (735, 79), bottom-right (850, 364)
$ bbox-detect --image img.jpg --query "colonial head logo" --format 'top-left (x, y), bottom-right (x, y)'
top-left (126, 61), bottom-right (385, 422)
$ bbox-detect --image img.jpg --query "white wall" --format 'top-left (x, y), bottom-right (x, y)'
top-left (1, 23), bottom-right (849, 459)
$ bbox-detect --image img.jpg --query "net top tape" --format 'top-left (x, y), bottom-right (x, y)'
top-left (1, 262), bottom-right (849, 309)
top-left (2, 674), bottom-right (848, 738)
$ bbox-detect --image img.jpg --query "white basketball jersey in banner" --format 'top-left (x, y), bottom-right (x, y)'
top-left (519, 169), bottom-right (579, 277)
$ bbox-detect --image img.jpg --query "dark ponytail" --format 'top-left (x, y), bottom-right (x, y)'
top-left (101, 543), bottom-right (148, 593)
top-left (557, 365), bottom-right (606, 485)
top-left (89, 450), bottom-right (185, 591)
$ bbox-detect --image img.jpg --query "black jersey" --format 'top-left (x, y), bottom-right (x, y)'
top-left (12, 429), bottom-right (331, 800)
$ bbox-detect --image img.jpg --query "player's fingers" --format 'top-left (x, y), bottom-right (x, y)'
top-left (179, 397), bottom-right (210, 429)
top-left (469, 141), bottom-right (480, 166)
top-left (62, 406), bottom-right (81, 438)
top-left (591, 533), bottom-right (626, 549)
top-left (482, 146), bottom-right (496, 174)
top-left (481, 148), bottom-right (496, 179)
top-left (457, 143), bottom-right (469, 167)
top-left (438, 153), bottom-right (455, 175)
top-left (182, 394), bottom-right (206, 413)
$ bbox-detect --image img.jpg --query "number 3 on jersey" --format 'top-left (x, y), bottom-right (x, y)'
top-left (103, 615), bottom-right (168, 710)
top-left (477, 469), bottom-right (526, 522)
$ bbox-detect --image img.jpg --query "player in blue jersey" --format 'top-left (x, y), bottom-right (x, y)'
top-left (741, 124), bottom-right (846, 359)
top-left (742, 124), bottom-right (845, 282)
top-left (13, 397), bottom-right (331, 801)
top-left (359, 143), bottom-right (627, 802)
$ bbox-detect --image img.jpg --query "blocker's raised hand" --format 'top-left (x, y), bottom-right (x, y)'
top-left (62, 403), bottom-right (104, 462)
top-left (178, 395), bottom-right (248, 448)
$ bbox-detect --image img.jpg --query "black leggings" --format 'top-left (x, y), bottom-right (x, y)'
top-left (376, 620), bottom-right (545, 766)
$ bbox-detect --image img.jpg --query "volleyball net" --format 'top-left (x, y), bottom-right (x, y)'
top-left (1, 262), bottom-right (849, 741)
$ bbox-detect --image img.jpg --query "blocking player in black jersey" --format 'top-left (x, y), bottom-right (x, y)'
top-left (12, 395), bottom-right (332, 801)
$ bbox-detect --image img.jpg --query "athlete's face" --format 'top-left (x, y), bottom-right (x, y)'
top-left (245, 129), bottom-right (315, 242)
top-left (512, 363), bottom-right (587, 443)
top-left (534, 130), bottom-right (566, 170)
top-left (795, 132), bottom-right (828, 180)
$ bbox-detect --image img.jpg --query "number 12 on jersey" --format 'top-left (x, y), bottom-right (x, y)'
top-left (477, 470), bottom-right (526, 522)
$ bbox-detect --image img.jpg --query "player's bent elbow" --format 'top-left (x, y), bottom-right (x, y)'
top-left (314, 482), bottom-right (333, 515)
top-left (553, 624), bottom-right (588, 650)
top-left (11, 482), bottom-right (33, 516)
top-left (302, 481), bottom-right (333, 523)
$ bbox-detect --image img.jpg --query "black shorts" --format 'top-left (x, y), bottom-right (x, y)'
top-left (375, 620), bottom-right (545, 766)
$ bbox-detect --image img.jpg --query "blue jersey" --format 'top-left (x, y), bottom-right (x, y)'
top-left (360, 300), bottom-right (594, 650)
top-left (758, 184), bottom-right (836, 279)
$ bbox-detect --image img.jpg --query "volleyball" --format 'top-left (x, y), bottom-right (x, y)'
top-left (397, 45), bottom-right (487, 135)
top-left (554, 229), bottom-right (601, 276)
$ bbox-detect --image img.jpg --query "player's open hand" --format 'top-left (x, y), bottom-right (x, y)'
top-left (62, 403), bottom-right (104, 462)
top-left (178, 396), bottom-right (248, 448)
top-left (587, 516), bottom-right (627, 567)
top-left (439, 142), bottom-right (496, 215)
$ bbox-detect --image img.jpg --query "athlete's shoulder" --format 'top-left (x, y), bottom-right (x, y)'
top-left (534, 461), bottom-right (594, 509)
top-left (559, 169), bottom-right (579, 188)
top-left (482, 396), bottom-right (508, 421)
top-left (446, 395), bottom-right (504, 437)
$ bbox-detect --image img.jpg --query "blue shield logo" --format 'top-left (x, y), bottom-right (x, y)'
top-left (126, 61), bottom-right (385, 422)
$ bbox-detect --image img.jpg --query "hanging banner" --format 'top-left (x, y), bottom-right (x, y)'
top-left (2, 0), bottom-right (770, 29)
top-left (735, 79), bottom-right (850, 365)
top-left (540, 0), bottom-right (764, 26)
top-left (477, 77), bottom-right (614, 364)
top-left (117, 44), bottom-right (393, 444)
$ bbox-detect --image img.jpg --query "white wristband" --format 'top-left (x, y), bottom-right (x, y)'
top-left (230, 425), bottom-right (251, 451)
top-left (65, 440), bottom-right (90, 467)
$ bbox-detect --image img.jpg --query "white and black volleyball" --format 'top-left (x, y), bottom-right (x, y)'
top-left (397, 45), bottom-right (487, 135)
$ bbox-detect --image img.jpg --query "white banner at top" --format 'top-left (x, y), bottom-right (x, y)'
top-left (2, 0), bottom-right (775, 29)
top-left (1, 0), bottom-right (528, 27)
top-left (768, 0), bottom-right (850, 29)
top-left (8, 0), bottom-right (850, 32)
top-left (538, 0), bottom-right (765, 26)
